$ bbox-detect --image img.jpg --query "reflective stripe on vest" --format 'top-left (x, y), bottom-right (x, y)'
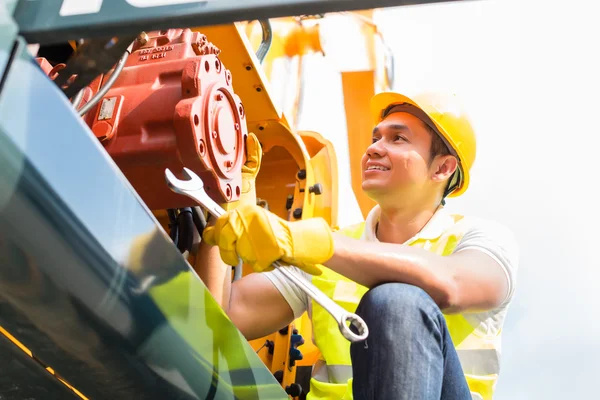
top-left (309, 218), bottom-right (502, 400)
top-left (313, 364), bottom-right (353, 384)
top-left (457, 349), bottom-right (500, 376)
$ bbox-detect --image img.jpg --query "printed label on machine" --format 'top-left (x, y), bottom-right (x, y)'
top-left (98, 98), bottom-right (117, 121)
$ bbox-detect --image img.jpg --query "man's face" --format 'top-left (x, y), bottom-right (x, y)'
top-left (361, 112), bottom-right (435, 203)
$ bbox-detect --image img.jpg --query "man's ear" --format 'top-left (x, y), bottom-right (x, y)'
top-left (431, 155), bottom-right (458, 183)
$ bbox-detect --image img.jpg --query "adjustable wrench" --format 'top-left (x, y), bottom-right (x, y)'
top-left (164, 167), bottom-right (369, 343)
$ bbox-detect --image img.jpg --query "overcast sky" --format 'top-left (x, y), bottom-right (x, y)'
top-left (287, 0), bottom-right (600, 398)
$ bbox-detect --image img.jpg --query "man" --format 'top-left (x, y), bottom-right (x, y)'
top-left (197, 92), bottom-right (519, 400)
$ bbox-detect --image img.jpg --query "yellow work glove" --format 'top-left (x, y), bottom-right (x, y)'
top-left (202, 204), bottom-right (334, 275)
top-left (222, 132), bottom-right (262, 211)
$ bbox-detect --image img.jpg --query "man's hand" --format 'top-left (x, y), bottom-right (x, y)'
top-left (222, 132), bottom-right (262, 211)
top-left (203, 204), bottom-right (334, 275)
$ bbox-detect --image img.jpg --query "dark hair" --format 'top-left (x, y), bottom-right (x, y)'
top-left (421, 122), bottom-right (459, 200)
top-left (423, 122), bottom-right (452, 162)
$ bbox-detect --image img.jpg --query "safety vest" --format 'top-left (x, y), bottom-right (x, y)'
top-left (308, 217), bottom-right (501, 400)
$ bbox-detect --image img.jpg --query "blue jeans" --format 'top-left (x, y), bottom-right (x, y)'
top-left (351, 283), bottom-right (472, 400)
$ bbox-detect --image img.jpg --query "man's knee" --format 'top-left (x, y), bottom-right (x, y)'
top-left (357, 283), bottom-right (440, 320)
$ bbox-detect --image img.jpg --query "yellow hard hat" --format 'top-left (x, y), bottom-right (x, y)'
top-left (370, 91), bottom-right (477, 197)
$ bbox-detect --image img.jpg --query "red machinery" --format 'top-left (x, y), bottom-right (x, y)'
top-left (38, 29), bottom-right (246, 210)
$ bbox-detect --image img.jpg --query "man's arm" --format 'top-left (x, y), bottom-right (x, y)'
top-left (229, 273), bottom-right (296, 340)
top-left (201, 204), bottom-right (516, 315)
top-left (196, 239), bottom-right (232, 311)
top-left (326, 234), bottom-right (510, 314)
top-left (196, 240), bottom-right (295, 340)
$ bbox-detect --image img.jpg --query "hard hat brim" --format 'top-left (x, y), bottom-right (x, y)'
top-left (370, 92), bottom-right (469, 197)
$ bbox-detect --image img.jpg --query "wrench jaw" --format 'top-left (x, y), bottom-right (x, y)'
top-left (164, 168), bottom-right (187, 195)
top-left (164, 167), bottom-right (204, 194)
top-left (164, 168), bottom-right (225, 219)
top-left (181, 167), bottom-right (201, 186)
top-left (339, 313), bottom-right (369, 343)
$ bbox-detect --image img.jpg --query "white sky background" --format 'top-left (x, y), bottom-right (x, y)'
top-left (292, 0), bottom-right (600, 398)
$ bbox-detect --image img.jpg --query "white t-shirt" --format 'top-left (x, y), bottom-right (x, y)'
top-left (263, 205), bottom-right (519, 337)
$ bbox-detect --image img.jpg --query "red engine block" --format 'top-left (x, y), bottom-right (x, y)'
top-left (52, 29), bottom-right (247, 210)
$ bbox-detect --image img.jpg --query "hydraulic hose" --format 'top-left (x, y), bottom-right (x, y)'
top-left (176, 208), bottom-right (194, 254)
top-left (233, 259), bottom-right (243, 282)
top-left (167, 209), bottom-right (179, 247)
top-left (255, 19), bottom-right (273, 64)
top-left (78, 49), bottom-right (129, 116)
top-left (71, 88), bottom-right (85, 109)
top-left (342, 11), bottom-right (396, 91)
top-left (191, 206), bottom-right (207, 238)
top-left (383, 42), bottom-right (395, 90)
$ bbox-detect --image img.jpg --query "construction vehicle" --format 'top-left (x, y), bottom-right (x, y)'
top-left (0, 0), bottom-right (465, 398)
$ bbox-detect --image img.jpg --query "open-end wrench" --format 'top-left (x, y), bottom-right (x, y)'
top-left (164, 167), bottom-right (369, 343)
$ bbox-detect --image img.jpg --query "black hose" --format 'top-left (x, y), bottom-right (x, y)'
top-left (256, 19), bottom-right (273, 64)
top-left (176, 208), bottom-right (194, 254)
top-left (191, 206), bottom-right (207, 238)
top-left (167, 209), bottom-right (179, 247)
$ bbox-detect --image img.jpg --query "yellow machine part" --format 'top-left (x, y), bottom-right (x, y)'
top-left (243, 12), bottom-right (387, 219)
top-left (299, 130), bottom-right (339, 229)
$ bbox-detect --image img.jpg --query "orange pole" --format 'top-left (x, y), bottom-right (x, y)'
top-left (341, 70), bottom-right (377, 218)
